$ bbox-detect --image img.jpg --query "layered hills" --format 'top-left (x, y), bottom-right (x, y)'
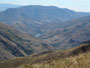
top-left (0, 22), bottom-right (54, 60)
top-left (0, 5), bottom-right (90, 68)
top-left (0, 42), bottom-right (90, 68)
top-left (43, 16), bottom-right (90, 49)
top-left (0, 5), bottom-right (90, 37)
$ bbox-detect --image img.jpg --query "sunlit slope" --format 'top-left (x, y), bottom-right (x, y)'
top-left (0, 42), bottom-right (90, 68)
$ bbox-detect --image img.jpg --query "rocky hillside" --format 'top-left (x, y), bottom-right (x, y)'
top-left (43, 16), bottom-right (90, 49)
top-left (0, 22), bottom-right (54, 60)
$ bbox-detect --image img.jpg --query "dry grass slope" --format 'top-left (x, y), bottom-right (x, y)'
top-left (30, 52), bottom-right (90, 68)
top-left (0, 43), bottom-right (90, 68)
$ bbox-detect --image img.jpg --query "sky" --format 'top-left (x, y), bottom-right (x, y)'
top-left (0, 0), bottom-right (90, 12)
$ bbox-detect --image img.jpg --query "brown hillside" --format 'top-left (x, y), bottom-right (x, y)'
top-left (0, 42), bottom-right (90, 68)
top-left (0, 22), bottom-right (54, 61)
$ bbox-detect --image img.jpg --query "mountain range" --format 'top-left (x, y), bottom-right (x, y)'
top-left (0, 5), bottom-right (90, 65)
top-left (0, 5), bottom-right (90, 37)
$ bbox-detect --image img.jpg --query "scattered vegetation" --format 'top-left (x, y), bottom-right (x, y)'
top-left (20, 52), bottom-right (90, 68)
top-left (0, 43), bottom-right (90, 68)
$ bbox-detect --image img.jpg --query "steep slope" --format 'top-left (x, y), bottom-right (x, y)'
top-left (43, 16), bottom-right (90, 49)
top-left (0, 3), bottom-right (20, 12)
top-left (0, 5), bottom-right (90, 37)
top-left (0, 42), bottom-right (90, 68)
top-left (0, 22), bottom-right (54, 60)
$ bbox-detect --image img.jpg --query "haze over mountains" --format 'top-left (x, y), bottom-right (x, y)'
top-left (0, 3), bottom-right (21, 12)
top-left (0, 5), bottom-right (90, 37)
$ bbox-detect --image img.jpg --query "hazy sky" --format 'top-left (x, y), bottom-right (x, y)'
top-left (0, 0), bottom-right (90, 12)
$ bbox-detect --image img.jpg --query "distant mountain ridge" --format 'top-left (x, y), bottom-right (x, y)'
top-left (0, 5), bottom-right (90, 37)
top-left (0, 5), bottom-right (90, 52)
top-left (0, 3), bottom-right (21, 12)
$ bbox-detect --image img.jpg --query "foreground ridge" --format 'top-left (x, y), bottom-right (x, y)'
top-left (0, 42), bottom-right (90, 68)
